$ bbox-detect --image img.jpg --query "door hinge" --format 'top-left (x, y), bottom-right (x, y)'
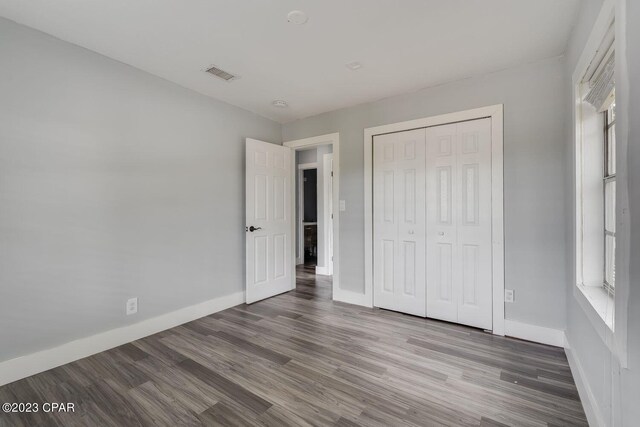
top-left (331, 171), bottom-right (334, 177)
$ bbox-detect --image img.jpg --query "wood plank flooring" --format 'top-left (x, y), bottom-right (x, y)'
top-left (0, 265), bottom-right (587, 426)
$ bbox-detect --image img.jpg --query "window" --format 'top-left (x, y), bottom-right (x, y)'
top-left (603, 102), bottom-right (616, 295)
top-left (573, 18), bottom-right (616, 330)
top-left (572, 0), bottom-right (628, 364)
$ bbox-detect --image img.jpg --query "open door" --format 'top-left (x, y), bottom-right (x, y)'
top-left (245, 138), bottom-right (293, 303)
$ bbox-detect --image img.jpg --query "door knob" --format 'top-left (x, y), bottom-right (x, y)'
top-left (247, 226), bottom-right (262, 232)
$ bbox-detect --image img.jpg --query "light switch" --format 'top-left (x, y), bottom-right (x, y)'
top-left (126, 297), bottom-right (138, 315)
top-left (339, 200), bottom-right (346, 211)
top-left (504, 289), bottom-right (514, 303)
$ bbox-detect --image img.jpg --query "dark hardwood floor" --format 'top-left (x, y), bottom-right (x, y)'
top-left (0, 266), bottom-right (587, 426)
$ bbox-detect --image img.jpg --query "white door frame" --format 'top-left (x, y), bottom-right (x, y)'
top-left (297, 162), bottom-right (318, 266)
top-left (284, 133), bottom-right (340, 298)
top-left (319, 153), bottom-right (334, 276)
top-left (364, 105), bottom-right (505, 335)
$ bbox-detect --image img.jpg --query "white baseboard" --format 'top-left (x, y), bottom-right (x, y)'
top-left (333, 289), bottom-right (372, 308)
top-left (315, 265), bottom-right (332, 276)
top-left (565, 335), bottom-right (603, 427)
top-left (296, 257), bottom-right (303, 265)
top-left (0, 291), bottom-right (245, 387)
top-left (504, 319), bottom-right (565, 347)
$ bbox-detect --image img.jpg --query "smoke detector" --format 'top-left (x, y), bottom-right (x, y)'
top-left (272, 100), bottom-right (289, 108)
top-left (204, 65), bottom-right (238, 81)
top-left (287, 10), bottom-right (308, 25)
top-left (346, 61), bottom-right (363, 71)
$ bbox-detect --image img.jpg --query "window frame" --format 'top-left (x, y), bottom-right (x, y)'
top-left (571, 0), bottom-right (629, 368)
top-left (603, 105), bottom-right (616, 295)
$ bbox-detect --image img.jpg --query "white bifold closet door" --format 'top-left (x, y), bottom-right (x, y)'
top-left (373, 118), bottom-right (493, 330)
top-left (425, 119), bottom-right (492, 330)
top-left (373, 128), bottom-right (427, 317)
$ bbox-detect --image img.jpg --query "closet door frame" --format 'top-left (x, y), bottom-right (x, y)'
top-left (364, 104), bottom-right (504, 336)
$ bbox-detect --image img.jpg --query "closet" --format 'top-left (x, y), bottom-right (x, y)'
top-left (373, 118), bottom-right (493, 330)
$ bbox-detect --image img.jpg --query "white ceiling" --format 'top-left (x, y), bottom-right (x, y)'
top-left (0, 0), bottom-right (579, 123)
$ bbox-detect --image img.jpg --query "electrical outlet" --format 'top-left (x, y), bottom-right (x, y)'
top-left (339, 200), bottom-right (346, 211)
top-left (126, 297), bottom-right (138, 315)
top-left (504, 289), bottom-right (515, 303)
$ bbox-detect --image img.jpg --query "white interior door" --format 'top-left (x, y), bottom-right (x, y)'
top-left (373, 129), bottom-right (426, 316)
top-left (245, 138), bottom-right (293, 304)
top-left (455, 119), bottom-right (492, 329)
top-left (425, 123), bottom-right (459, 323)
top-left (426, 118), bottom-right (493, 330)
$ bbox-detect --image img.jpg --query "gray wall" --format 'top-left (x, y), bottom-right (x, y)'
top-left (0, 18), bottom-right (281, 362)
top-left (296, 148), bottom-right (317, 164)
top-left (623, 1), bottom-right (640, 421)
top-left (563, 0), bottom-right (640, 424)
top-left (283, 56), bottom-right (568, 330)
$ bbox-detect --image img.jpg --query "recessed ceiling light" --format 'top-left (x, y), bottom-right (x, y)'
top-left (272, 100), bottom-right (289, 108)
top-left (287, 10), bottom-right (308, 25)
top-left (346, 61), bottom-right (363, 71)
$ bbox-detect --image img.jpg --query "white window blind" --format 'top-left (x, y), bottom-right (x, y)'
top-left (583, 22), bottom-right (615, 112)
top-left (585, 51), bottom-right (615, 112)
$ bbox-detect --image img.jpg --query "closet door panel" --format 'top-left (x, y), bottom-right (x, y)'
top-left (395, 130), bottom-right (426, 316)
top-left (426, 118), bottom-right (493, 330)
top-left (456, 118), bottom-right (493, 330)
top-left (373, 136), bottom-right (398, 311)
top-left (426, 124), bottom-right (458, 322)
top-left (373, 129), bottom-right (426, 316)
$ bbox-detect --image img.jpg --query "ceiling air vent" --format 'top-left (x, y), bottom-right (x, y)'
top-left (205, 65), bottom-right (237, 82)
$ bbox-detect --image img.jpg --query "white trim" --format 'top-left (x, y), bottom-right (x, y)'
top-left (572, 0), bottom-right (613, 289)
top-left (572, 0), bottom-right (628, 368)
top-left (0, 291), bottom-right (244, 386)
top-left (504, 320), bottom-right (565, 347)
top-left (284, 133), bottom-right (340, 298)
top-left (297, 162), bottom-right (318, 266)
top-left (573, 284), bottom-right (615, 349)
top-left (298, 162), bottom-right (318, 169)
top-left (322, 153), bottom-right (334, 275)
top-left (363, 105), bottom-right (505, 335)
top-left (572, 0), bottom-right (614, 295)
top-left (565, 335), bottom-right (605, 427)
top-left (571, 0), bottom-right (615, 85)
top-left (315, 266), bottom-right (332, 276)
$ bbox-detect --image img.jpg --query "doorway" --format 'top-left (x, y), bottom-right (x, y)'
top-left (295, 146), bottom-right (333, 287)
top-left (284, 133), bottom-right (340, 300)
top-left (302, 168), bottom-right (318, 266)
top-left (297, 161), bottom-right (318, 267)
